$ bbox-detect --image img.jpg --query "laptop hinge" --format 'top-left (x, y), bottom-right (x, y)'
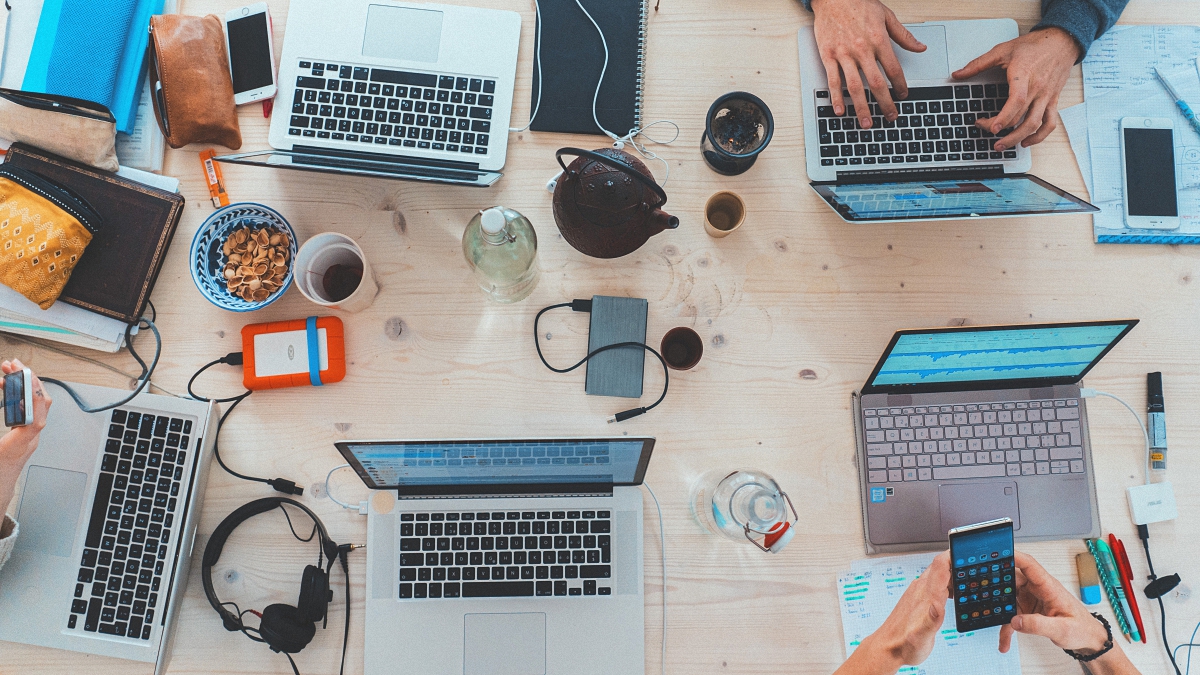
top-left (827, 164), bottom-right (1008, 184)
top-left (395, 488), bottom-right (616, 500)
top-left (293, 144), bottom-right (481, 171)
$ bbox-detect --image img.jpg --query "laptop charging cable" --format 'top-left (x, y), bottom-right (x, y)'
top-left (325, 464), bottom-right (369, 516)
top-left (188, 352), bottom-right (304, 496)
top-left (41, 311), bottom-right (163, 413)
top-left (535, 299), bottom-right (669, 422)
top-left (1080, 387), bottom-right (1185, 674)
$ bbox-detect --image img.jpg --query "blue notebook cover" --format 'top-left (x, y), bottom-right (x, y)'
top-left (23, 0), bottom-right (163, 134)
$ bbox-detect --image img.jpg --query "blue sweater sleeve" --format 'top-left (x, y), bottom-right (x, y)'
top-left (1034, 0), bottom-right (1128, 57)
top-left (798, 0), bottom-right (1129, 58)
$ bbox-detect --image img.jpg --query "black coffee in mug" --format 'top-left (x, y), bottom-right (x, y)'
top-left (322, 263), bottom-right (363, 302)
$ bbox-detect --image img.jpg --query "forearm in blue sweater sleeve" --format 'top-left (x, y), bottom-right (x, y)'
top-left (1034, 0), bottom-right (1129, 57)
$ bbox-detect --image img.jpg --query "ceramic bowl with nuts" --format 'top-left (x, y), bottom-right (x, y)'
top-left (189, 203), bottom-right (298, 312)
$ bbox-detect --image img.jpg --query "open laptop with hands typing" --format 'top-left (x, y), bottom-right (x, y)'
top-left (852, 320), bottom-right (1137, 554)
top-left (337, 437), bottom-right (653, 675)
top-left (798, 19), bottom-right (1098, 221)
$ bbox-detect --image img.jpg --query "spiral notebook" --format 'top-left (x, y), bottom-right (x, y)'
top-left (529, 0), bottom-right (647, 137)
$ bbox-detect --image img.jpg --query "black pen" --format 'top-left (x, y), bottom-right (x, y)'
top-left (1147, 372), bottom-right (1167, 471)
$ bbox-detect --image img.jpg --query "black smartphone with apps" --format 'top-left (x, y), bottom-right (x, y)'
top-left (3, 368), bottom-right (33, 427)
top-left (948, 517), bottom-right (1016, 633)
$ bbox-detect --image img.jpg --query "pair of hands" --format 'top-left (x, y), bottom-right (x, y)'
top-left (0, 359), bottom-right (52, 513)
top-left (837, 551), bottom-right (1118, 675)
top-left (810, 0), bottom-right (1081, 151)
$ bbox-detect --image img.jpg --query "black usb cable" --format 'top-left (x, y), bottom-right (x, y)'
top-left (188, 353), bottom-right (303, 495)
top-left (1138, 523), bottom-right (1184, 675)
top-left (534, 299), bottom-right (669, 422)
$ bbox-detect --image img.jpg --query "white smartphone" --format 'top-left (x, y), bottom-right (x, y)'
top-left (224, 3), bottom-right (277, 106)
top-left (3, 368), bottom-right (33, 427)
top-left (1120, 117), bottom-right (1179, 230)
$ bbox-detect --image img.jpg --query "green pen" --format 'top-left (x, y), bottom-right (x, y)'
top-left (1092, 539), bottom-right (1141, 642)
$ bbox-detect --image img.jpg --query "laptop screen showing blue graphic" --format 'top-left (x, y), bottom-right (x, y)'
top-left (810, 176), bottom-right (1097, 221)
top-left (339, 439), bottom-right (649, 489)
top-left (868, 323), bottom-right (1131, 387)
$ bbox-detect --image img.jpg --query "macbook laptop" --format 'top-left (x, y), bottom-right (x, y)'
top-left (336, 437), bottom-right (653, 675)
top-left (851, 320), bottom-right (1138, 554)
top-left (0, 381), bottom-right (217, 674)
top-left (798, 19), bottom-right (1099, 221)
top-left (216, 0), bottom-right (521, 187)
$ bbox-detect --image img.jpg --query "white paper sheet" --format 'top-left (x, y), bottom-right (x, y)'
top-left (839, 553), bottom-right (1022, 675)
top-left (115, 77), bottom-right (166, 173)
top-left (1059, 102), bottom-right (1092, 197)
top-left (0, 0), bottom-right (44, 89)
top-left (1083, 65), bottom-right (1200, 242)
top-left (1083, 25), bottom-right (1200, 99)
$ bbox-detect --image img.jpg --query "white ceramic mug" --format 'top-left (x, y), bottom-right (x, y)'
top-left (294, 232), bottom-right (379, 313)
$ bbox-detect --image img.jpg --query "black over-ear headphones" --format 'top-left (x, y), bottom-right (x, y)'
top-left (202, 498), bottom-right (342, 656)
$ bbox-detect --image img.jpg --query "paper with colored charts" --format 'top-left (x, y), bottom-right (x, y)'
top-left (837, 553), bottom-right (1022, 675)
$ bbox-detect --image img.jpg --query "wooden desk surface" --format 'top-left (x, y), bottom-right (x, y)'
top-left (4, 1), bottom-right (1196, 673)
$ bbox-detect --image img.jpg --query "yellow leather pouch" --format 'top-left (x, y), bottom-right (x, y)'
top-left (0, 164), bottom-right (102, 309)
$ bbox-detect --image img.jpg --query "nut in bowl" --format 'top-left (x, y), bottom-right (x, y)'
top-left (190, 203), bottom-right (298, 312)
top-left (221, 226), bottom-right (291, 303)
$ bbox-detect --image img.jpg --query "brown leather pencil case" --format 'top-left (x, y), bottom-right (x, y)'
top-left (148, 14), bottom-right (242, 150)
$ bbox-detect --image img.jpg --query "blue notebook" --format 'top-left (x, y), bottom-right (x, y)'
top-left (22, 0), bottom-right (163, 134)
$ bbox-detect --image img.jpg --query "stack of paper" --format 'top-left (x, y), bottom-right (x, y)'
top-left (1060, 25), bottom-right (1200, 244)
top-left (838, 553), bottom-right (1021, 675)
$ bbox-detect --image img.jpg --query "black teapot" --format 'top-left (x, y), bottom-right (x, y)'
top-left (552, 147), bottom-right (678, 259)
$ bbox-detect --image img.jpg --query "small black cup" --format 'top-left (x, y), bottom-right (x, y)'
top-left (660, 327), bottom-right (704, 371)
top-left (701, 92), bottom-right (774, 175)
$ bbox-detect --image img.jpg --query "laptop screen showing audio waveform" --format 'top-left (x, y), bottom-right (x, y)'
top-left (870, 324), bottom-right (1130, 386)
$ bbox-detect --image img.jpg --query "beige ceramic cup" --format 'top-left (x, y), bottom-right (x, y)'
top-left (294, 232), bottom-right (379, 313)
top-left (704, 191), bottom-right (746, 238)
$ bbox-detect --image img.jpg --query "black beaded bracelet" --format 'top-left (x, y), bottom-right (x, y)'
top-left (1064, 613), bottom-right (1114, 662)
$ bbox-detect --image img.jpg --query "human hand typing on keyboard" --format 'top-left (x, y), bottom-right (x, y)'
top-left (0, 359), bottom-right (52, 515)
top-left (951, 28), bottom-right (1081, 151)
top-left (809, 0), bottom-right (927, 129)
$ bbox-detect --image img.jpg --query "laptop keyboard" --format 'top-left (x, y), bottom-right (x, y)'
top-left (864, 399), bottom-right (1083, 483)
top-left (398, 510), bottom-right (613, 600)
top-left (816, 85), bottom-right (1019, 167)
top-left (68, 409), bottom-right (194, 640)
top-left (289, 60), bottom-right (495, 155)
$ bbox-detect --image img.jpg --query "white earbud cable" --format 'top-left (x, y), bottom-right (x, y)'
top-left (643, 482), bottom-right (667, 675)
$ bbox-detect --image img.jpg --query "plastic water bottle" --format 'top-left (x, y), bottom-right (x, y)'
top-left (462, 206), bottom-right (539, 303)
top-left (691, 468), bottom-right (793, 549)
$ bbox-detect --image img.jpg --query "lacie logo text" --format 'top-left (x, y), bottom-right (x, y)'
top-left (288, 346), bottom-right (295, 360)
top-left (1148, 500), bottom-right (1162, 506)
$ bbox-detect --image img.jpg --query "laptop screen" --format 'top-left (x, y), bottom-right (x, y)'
top-left (862, 321), bottom-right (1137, 394)
top-left (336, 438), bottom-right (655, 495)
top-left (811, 175), bottom-right (1098, 221)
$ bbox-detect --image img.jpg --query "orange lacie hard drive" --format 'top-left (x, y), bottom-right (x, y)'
top-left (241, 316), bottom-right (346, 390)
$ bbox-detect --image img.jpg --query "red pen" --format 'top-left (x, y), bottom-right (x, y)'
top-left (1109, 534), bottom-right (1147, 643)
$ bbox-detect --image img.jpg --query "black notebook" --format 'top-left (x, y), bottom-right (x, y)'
top-left (529, 0), bottom-right (647, 137)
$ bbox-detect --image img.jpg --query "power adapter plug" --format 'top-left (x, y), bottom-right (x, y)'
top-left (1127, 481), bottom-right (1178, 525)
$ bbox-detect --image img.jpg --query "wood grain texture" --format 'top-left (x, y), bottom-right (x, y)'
top-left (2, 1), bottom-right (1195, 674)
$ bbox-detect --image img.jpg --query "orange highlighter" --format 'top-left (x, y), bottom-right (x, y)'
top-left (200, 149), bottom-right (229, 207)
top-left (1109, 534), bottom-right (1147, 643)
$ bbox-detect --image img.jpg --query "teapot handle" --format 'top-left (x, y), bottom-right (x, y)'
top-left (555, 147), bottom-right (668, 208)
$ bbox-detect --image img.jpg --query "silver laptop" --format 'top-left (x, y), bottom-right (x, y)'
top-left (798, 19), bottom-right (1098, 221)
top-left (336, 437), bottom-right (653, 675)
top-left (217, 0), bottom-right (521, 187)
top-left (0, 381), bottom-right (217, 674)
top-left (852, 320), bottom-right (1138, 554)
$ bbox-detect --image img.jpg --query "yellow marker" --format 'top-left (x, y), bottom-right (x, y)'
top-left (200, 149), bottom-right (229, 208)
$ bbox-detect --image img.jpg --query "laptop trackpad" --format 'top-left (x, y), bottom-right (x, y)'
top-left (893, 25), bottom-right (949, 80)
top-left (938, 481), bottom-right (1020, 536)
top-left (464, 613), bottom-right (546, 675)
top-left (14, 466), bottom-right (87, 558)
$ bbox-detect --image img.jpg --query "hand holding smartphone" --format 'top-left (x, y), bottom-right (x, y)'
top-left (1120, 117), bottom-right (1180, 230)
top-left (224, 3), bottom-right (277, 106)
top-left (3, 368), bottom-right (33, 427)
top-left (949, 518), bottom-right (1016, 633)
